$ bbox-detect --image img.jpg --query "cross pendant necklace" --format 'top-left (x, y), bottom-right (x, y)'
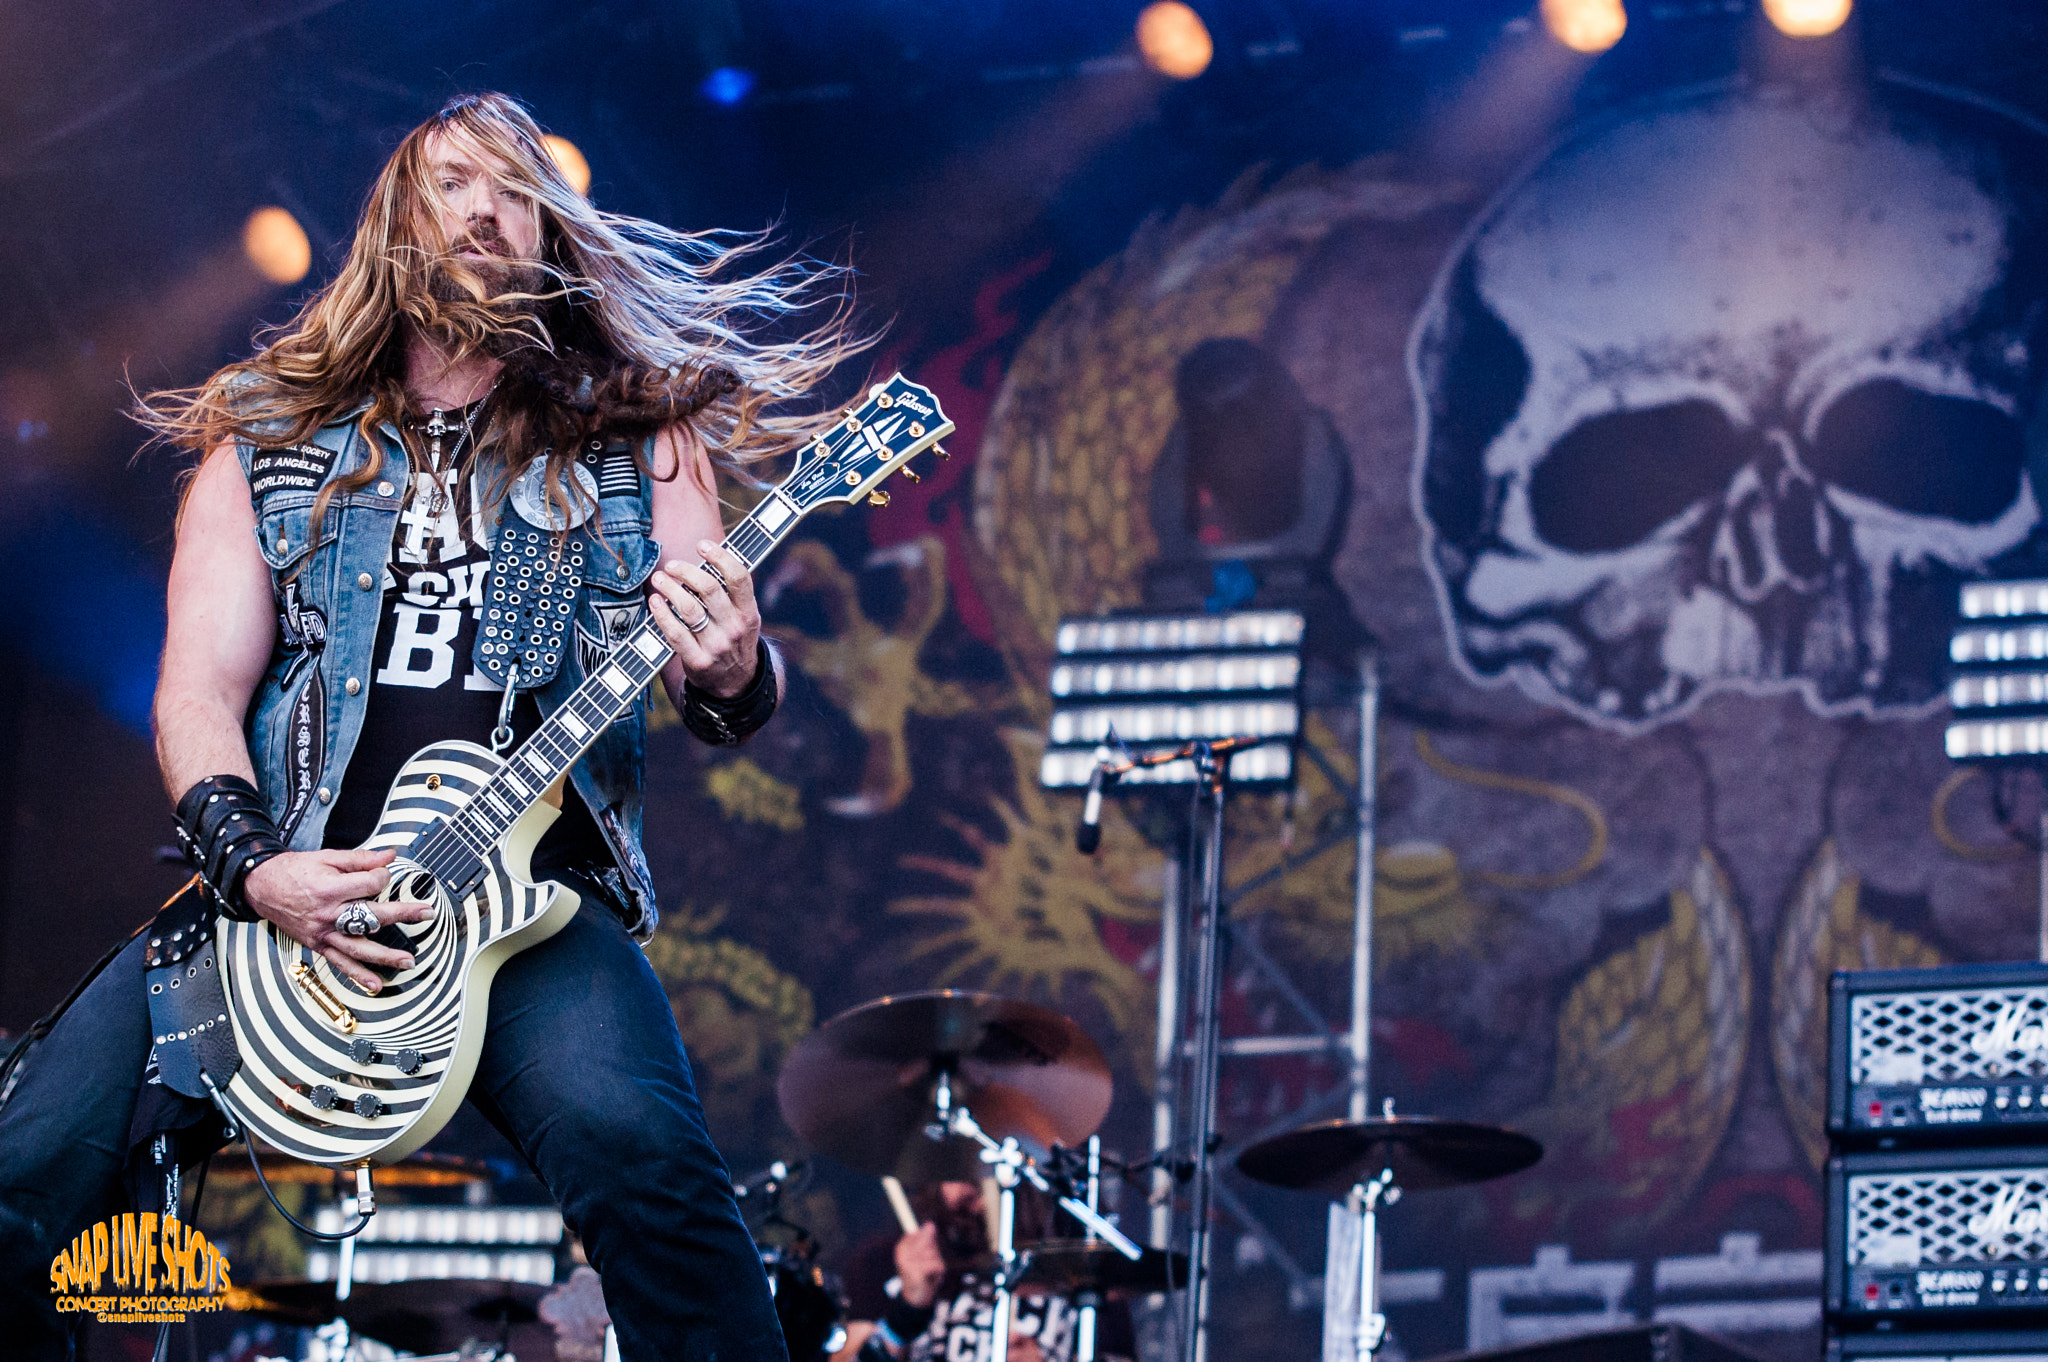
top-left (422, 409), bottom-right (453, 516)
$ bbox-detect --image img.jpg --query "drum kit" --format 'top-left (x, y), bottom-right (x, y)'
top-left (209, 986), bottom-right (1540, 1362)
top-left (764, 987), bottom-right (1544, 1362)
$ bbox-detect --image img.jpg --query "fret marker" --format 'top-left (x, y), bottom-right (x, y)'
top-left (504, 773), bottom-right (530, 798)
top-left (559, 712), bottom-right (591, 740)
top-left (600, 664), bottom-right (632, 694)
top-left (484, 792), bottom-right (511, 818)
top-left (633, 633), bottom-right (666, 662)
top-left (756, 497), bottom-right (792, 531)
top-left (522, 752), bottom-right (550, 777)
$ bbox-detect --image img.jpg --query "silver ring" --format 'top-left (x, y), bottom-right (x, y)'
top-left (683, 609), bottom-right (712, 634)
top-left (336, 901), bottom-right (380, 938)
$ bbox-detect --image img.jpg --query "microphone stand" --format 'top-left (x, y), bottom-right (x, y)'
top-left (1076, 735), bottom-right (1262, 1362)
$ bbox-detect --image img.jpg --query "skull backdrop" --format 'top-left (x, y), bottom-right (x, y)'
top-left (1411, 78), bottom-right (2048, 731)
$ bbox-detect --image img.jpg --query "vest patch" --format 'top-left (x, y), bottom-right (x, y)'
top-left (250, 442), bottom-right (339, 497)
top-left (583, 440), bottom-right (641, 500)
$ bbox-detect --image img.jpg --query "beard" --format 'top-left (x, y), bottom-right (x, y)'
top-left (422, 255), bottom-right (555, 359)
top-left (935, 1198), bottom-right (991, 1266)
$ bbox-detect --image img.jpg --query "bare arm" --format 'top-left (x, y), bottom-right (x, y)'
top-left (155, 444), bottom-right (427, 991)
top-left (154, 444), bottom-right (275, 796)
top-left (644, 423), bottom-right (781, 706)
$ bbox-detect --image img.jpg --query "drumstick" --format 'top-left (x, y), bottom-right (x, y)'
top-left (881, 1175), bottom-right (920, 1235)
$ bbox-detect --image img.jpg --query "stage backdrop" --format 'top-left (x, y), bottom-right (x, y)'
top-left (183, 73), bottom-right (2048, 1362)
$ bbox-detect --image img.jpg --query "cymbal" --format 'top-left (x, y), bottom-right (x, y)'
top-left (778, 991), bottom-right (1111, 1181)
top-left (1235, 1117), bottom-right (1541, 1195)
top-left (209, 1148), bottom-right (491, 1187)
top-left (1017, 1239), bottom-right (1190, 1299)
top-left (228, 1278), bottom-right (546, 1353)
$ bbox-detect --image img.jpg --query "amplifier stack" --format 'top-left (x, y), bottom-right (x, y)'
top-left (1825, 963), bottom-right (2048, 1361)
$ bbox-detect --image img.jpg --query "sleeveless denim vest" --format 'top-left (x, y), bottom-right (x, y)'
top-left (234, 405), bottom-right (662, 939)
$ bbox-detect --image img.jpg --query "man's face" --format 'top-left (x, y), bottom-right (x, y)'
top-left (422, 131), bottom-right (542, 271)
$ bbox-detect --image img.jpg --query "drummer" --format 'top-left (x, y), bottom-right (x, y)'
top-left (833, 1181), bottom-right (1136, 1362)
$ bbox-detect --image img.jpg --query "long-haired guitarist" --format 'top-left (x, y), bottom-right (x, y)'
top-left (0, 92), bottom-right (857, 1360)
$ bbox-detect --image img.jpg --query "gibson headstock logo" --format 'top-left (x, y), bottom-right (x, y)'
top-left (1966, 1183), bottom-right (2048, 1250)
top-left (49, 1214), bottom-right (232, 1324)
top-left (1969, 1002), bottom-right (2048, 1064)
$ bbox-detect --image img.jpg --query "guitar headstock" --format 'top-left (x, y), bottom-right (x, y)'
top-left (778, 374), bottom-right (956, 513)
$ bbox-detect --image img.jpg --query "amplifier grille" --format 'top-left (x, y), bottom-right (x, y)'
top-left (1849, 1167), bottom-right (2048, 1266)
top-left (1851, 988), bottom-right (2048, 1085)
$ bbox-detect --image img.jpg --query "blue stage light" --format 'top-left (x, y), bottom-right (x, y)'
top-left (701, 68), bottom-right (756, 106)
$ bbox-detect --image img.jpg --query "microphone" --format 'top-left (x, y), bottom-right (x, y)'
top-left (1077, 762), bottom-right (1108, 854)
top-left (732, 1159), bottom-right (803, 1200)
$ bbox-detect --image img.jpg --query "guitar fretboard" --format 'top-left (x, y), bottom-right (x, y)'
top-left (411, 498), bottom-right (799, 888)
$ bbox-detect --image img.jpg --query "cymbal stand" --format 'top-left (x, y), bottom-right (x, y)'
top-left (928, 1076), bottom-right (1143, 1362)
top-left (1324, 1167), bottom-right (1397, 1362)
top-left (1077, 1135), bottom-right (1103, 1362)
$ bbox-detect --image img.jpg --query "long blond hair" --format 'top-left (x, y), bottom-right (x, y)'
top-left (139, 92), bottom-right (865, 535)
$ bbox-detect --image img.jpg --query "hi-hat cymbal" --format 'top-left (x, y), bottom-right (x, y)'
top-left (1017, 1240), bottom-right (1191, 1299)
top-left (1235, 1117), bottom-right (1541, 1195)
top-left (778, 990), bottom-right (1111, 1182)
top-left (208, 1148), bottom-right (493, 1187)
top-left (228, 1278), bottom-right (545, 1353)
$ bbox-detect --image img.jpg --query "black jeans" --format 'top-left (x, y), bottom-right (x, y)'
top-left (0, 892), bottom-right (787, 1362)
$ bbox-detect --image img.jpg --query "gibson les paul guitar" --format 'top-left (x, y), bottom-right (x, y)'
top-left (214, 374), bottom-right (953, 1166)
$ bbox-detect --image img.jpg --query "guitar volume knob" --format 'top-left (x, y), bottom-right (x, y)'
top-left (394, 1048), bottom-right (423, 1075)
top-left (354, 1094), bottom-right (385, 1119)
top-left (309, 1085), bottom-right (339, 1111)
top-left (350, 1039), bottom-right (379, 1066)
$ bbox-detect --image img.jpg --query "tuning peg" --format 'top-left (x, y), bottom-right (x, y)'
top-left (899, 466), bottom-right (921, 484)
top-left (868, 490), bottom-right (890, 507)
top-left (933, 444), bottom-right (950, 460)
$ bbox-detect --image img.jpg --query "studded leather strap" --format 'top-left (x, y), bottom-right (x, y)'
top-left (476, 511), bottom-right (588, 689)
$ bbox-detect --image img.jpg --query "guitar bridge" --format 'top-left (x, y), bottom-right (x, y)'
top-left (290, 960), bottom-right (358, 1034)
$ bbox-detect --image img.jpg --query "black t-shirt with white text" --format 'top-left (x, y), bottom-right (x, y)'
top-left (322, 426), bottom-right (612, 876)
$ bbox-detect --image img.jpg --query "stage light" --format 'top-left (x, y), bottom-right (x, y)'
top-left (1137, 1), bottom-right (1213, 80)
top-left (1041, 609), bottom-right (1305, 789)
top-left (701, 67), bottom-right (756, 107)
top-left (542, 135), bottom-right (590, 195)
top-left (1946, 577), bottom-right (2048, 764)
top-left (1541, 0), bottom-right (1626, 54)
top-left (1762, 0), bottom-right (1850, 38)
top-left (243, 207), bottom-right (310, 285)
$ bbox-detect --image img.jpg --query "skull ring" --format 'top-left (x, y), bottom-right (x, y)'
top-left (336, 901), bottom-right (381, 938)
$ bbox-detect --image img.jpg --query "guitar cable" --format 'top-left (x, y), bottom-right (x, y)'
top-left (201, 1071), bottom-right (377, 1241)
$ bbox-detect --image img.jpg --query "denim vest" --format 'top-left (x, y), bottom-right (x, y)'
top-left (234, 405), bottom-right (662, 938)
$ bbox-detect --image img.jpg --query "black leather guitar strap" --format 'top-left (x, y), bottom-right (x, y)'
top-left (142, 882), bottom-right (241, 1101)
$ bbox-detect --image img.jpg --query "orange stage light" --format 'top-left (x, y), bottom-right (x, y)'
top-left (242, 207), bottom-right (310, 285)
top-left (1541, 0), bottom-right (1627, 54)
top-left (544, 135), bottom-right (592, 196)
top-left (1762, 0), bottom-right (1851, 38)
top-left (1137, 1), bottom-right (1214, 80)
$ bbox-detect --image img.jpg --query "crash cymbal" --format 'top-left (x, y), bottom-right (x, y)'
top-left (230, 1279), bottom-right (545, 1353)
top-left (778, 990), bottom-right (1112, 1182)
top-left (1236, 1117), bottom-right (1540, 1195)
top-left (209, 1147), bottom-right (492, 1187)
top-left (1017, 1239), bottom-right (1190, 1299)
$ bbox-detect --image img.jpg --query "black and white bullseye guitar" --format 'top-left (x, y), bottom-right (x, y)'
top-left (214, 374), bottom-right (953, 1167)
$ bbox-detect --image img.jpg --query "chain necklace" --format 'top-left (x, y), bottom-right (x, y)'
top-left (413, 377), bottom-right (502, 517)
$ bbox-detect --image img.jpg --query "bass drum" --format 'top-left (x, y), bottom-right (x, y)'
top-left (763, 1247), bottom-right (845, 1361)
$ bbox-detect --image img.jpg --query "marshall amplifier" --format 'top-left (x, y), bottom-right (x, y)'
top-left (1828, 1148), bottom-right (2048, 1323)
top-left (1828, 1331), bottom-right (2048, 1362)
top-left (1830, 963), bottom-right (2048, 1145)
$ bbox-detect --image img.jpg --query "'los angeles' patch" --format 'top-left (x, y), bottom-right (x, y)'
top-left (249, 443), bottom-right (338, 497)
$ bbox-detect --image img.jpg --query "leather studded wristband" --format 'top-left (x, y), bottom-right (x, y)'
top-left (175, 775), bottom-right (287, 922)
top-left (680, 638), bottom-right (780, 747)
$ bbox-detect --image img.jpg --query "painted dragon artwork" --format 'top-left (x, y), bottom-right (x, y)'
top-left (1412, 77), bottom-right (2048, 731)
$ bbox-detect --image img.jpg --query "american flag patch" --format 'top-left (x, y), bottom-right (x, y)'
top-left (583, 438), bottom-right (641, 500)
